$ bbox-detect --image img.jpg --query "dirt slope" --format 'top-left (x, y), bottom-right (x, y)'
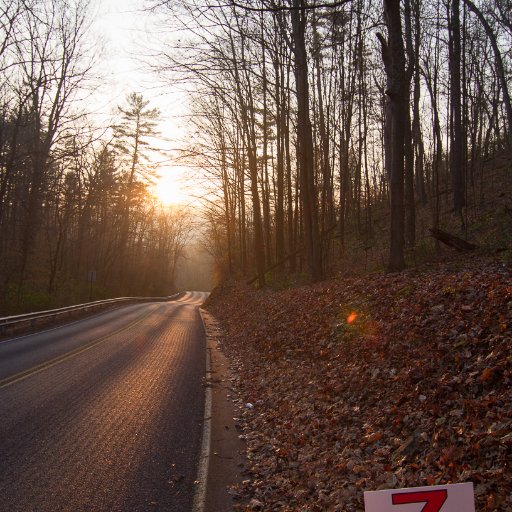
top-left (205, 257), bottom-right (512, 511)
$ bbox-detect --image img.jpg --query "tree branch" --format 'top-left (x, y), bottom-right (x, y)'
top-left (214, 0), bottom-right (352, 12)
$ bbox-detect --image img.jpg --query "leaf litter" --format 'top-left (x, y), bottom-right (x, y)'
top-left (205, 258), bottom-right (512, 511)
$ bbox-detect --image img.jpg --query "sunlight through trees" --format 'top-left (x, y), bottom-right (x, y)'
top-left (0, 0), bottom-right (511, 311)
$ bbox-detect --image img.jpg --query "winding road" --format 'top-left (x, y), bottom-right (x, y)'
top-left (0, 291), bottom-right (208, 512)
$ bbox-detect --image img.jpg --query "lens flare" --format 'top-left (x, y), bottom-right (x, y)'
top-left (347, 311), bottom-right (357, 324)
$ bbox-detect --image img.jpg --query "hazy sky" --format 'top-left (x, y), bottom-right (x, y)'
top-left (91, 0), bottom-right (195, 205)
top-left (92, 0), bottom-right (150, 115)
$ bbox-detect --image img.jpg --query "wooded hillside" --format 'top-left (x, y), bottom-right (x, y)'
top-left (161, 0), bottom-right (512, 283)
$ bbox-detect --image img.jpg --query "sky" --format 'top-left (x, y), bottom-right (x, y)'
top-left (90, 0), bottom-right (197, 207)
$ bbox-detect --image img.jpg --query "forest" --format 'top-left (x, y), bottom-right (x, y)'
top-left (0, 0), bottom-right (511, 313)
top-left (166, 0), bottom-right (511, 286)
top-left (0, 1), bottom-right (195, 313)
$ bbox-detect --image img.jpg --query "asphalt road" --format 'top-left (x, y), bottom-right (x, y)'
top-left (0, 291), bottom-right (208, 512)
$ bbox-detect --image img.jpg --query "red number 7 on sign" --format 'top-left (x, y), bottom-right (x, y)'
top-left (392, 490), bottom-right (448, 512)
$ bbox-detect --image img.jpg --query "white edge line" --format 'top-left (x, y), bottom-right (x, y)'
top-left (192, 307), bottom-right (212, 512)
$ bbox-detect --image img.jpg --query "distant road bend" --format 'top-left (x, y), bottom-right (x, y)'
top-left (0, 291), bottom-right (208, 512)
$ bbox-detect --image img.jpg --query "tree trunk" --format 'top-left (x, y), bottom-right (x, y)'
top-left (404, 0), bottom-right (415, 247)
top-left (273, 39), bottom-right (285, 270)
top-left (229, 29), bottom-right (266, 287)
top-left (290, 0), bottom-right (322, 281)
top-left (449, 0), bottom-right (466, 214)
top-left (379, 0), bottom-right (407, 272)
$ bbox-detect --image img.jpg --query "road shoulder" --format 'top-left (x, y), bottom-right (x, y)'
top-left (197, 309), bottom-right (246, 512)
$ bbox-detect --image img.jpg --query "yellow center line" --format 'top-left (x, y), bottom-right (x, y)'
top-left (0, 305), bottom-right (160, 391)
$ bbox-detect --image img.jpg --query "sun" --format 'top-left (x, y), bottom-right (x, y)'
top-left (154, 172), bottom-right (187, 206)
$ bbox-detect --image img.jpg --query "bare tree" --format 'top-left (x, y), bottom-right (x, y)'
top-left (378, 0), bottom-right (407, 271)
top-left (290, 0), bottom-right (322, 280)
top-left (462, 0), bottom-right (512, 146)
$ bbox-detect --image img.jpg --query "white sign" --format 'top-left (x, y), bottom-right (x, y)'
top-left (364, 482), bottom-right (475, 512)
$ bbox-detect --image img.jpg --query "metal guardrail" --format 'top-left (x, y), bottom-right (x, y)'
top-left (0, 293), bottom-right (181, 334)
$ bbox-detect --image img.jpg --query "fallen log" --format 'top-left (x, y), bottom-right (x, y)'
top-left (429, 228), bottom-right (479, 252)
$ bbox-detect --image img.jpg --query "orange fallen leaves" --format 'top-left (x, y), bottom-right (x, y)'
top-left (365, 432), bottom-right (382, 444)
top-left (480, 367), bottom-right (493, 382)
top-left (206, 257), bottom-right (512, 511)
